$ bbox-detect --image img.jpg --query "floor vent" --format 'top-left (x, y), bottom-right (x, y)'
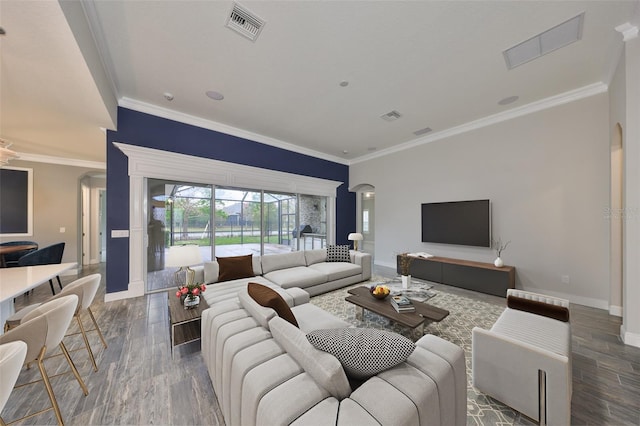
top-left (226, 3), bottom-right (265, 42)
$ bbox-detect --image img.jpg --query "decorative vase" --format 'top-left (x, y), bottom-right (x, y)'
top-left (494, 257), bottom-right (504, 268)
top-left (183, 295), bottom-right (200, 309)
top-left (401, 274), bottom-right (411, 289)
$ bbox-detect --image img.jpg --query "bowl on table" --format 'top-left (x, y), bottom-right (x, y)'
top-left (369, 284), bottom-right (390, 300)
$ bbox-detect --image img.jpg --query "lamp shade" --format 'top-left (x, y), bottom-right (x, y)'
top-left (165, 245), bottom-right (202, 268)
top-left (348, 233), bottom-right (363, 241)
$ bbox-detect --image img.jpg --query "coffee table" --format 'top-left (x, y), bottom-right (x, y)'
top-left (345, 286), bottom-right (449, 336)
top-left (168, 293), bottom-right (209, 358)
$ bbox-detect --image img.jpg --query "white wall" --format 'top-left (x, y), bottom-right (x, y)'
top-left (351, 93), bottom-right (610, 308)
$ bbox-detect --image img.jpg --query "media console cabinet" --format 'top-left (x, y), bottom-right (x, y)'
top-left (396, 255), bottom-right (515, 297)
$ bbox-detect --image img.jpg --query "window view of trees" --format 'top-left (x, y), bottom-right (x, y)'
top-left (149, 180), bottom-right (327, 260)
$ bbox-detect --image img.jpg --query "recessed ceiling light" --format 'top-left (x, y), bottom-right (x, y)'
top-left (498, 95), bottom-right (519, 106)
top-left (342, 150), bottom-right (349, 155)
top-left (163, 92), bottom-right (174, 101)
top-left (339, 81), bottom-right (349, 87)
top-left (206, 91), bottom-right (224, 101)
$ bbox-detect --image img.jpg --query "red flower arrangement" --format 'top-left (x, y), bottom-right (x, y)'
top-left (175, 283), bottom-right (207, 302)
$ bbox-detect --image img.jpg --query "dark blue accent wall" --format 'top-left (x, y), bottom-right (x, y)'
top-left (106, 107), bottom-right (355, 293)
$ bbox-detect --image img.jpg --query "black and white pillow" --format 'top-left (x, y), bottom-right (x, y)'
top-left (306, 328), bottom-right (416, 379)
top-left (326, 245), bottom-right (351, 262)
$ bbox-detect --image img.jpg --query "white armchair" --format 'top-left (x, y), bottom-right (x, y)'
top-left (472, 289), bottom-right (572, 425)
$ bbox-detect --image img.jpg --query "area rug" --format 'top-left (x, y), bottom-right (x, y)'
top-left (310, 279), bottom-right (536, 426)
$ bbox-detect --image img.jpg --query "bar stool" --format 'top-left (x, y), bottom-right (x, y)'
top-left (4, 274), bottom-right (107, 372)
top-left (0, 295), bottom-right (88, 425)
top-left (0, 341), bottom-right (28, 426)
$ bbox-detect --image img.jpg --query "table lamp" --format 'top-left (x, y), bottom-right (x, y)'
top-left (348, 233), bottom-right (364, 251)
top-left (165, 245), bottom-right (202, 286)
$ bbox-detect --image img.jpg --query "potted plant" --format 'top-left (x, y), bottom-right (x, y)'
top-left (491, 238), bottom-right (511, 268)
top-left (398, 252), bottom-right (415, 289)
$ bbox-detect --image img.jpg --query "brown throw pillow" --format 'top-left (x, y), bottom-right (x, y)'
top-left (247, 282), bottom-right (298, 327)
top-left (507, 295), bottom-right (570, 322)
top-left (217, 254), bottom-right (255, 282)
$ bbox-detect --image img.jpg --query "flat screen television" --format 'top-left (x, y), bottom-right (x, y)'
top-left (421, 199), bottom-right (490, 247)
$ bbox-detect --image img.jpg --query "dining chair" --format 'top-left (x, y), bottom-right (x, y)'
top-left (4, 274), bottom-right (107, 372)
top-left (17, 242), bottom-right (65, 295)
top-left (0, 241), bottom-right (38, 268)
top-left (0, 341), bottom-right (28, 426)
top-left (0, 295), bottom-right (87, 425)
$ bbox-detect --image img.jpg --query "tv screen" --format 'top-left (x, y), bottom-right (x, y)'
top-left (421, 200), bottom-right (490, 247)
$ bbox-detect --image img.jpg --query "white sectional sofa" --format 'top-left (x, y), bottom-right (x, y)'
top-left (194, 249), bottom-right (372, 303)
top-left (472, 289), bottom-right (572, 425)
top-left (201, 286), bottom-right (467, 426)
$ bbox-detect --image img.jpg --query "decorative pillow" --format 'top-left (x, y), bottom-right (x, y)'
top-left (326, 245), bottom-right (351, 263)
top-left (247, 282), bottom-right (298, 327)
top-left (306, 328), bottom-right (415, 379)
top-left (216, 254), bottom-right (254, 282)
top-left (507, 295), bottom-right (570, 322)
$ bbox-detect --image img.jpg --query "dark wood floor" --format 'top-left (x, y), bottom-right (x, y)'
top-left (2, 263), bottom-right (639, 425)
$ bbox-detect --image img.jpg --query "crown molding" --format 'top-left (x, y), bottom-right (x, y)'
top-left (118, 97), bottom-right (350, 166)
top-left (113, 142), bottom-right (342, 197)
top-left (13, 152), bottom-right (106, 169)
top-left (615, 22), bottom-right (639, 42)
top-left (351, 82), bottom-right (608, 165)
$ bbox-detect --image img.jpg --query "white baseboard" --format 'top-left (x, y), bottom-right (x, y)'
top-left (104, 279), bottom-right (145, 303)
top-left (621, 324), bottom-right (640, 348)
top-left (609, 305), bottom-right (623, 317)
top-left (375, 260), bottom-right (396, 270)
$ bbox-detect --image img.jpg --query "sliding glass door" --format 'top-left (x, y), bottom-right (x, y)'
top-left (147, 179), bottom-right (213, 292)
top-left (146, 180), bottom-right (329, 293)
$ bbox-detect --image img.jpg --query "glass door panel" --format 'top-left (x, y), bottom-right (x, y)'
top-left (147, 179), bottom-right (212, 293)
top-left (264, 192), bottom-right (297, 254)
top-left (214, 187), bottom-right (262, 257)
top-left (298, 195), bottom-right (327, 250)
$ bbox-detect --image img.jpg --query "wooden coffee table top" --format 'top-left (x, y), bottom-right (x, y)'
top-left (168, 293), bottom-right (209, 326)
top-left (346, 286), bottom-right (449, 328)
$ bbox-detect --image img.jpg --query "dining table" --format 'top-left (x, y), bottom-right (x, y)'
top-left (0, 244), bottom-right (38, 267)
top-left (0, 262), bottom-right (76, 334)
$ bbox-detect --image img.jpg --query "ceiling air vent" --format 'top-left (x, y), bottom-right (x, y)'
top-left (413, 127), bottom-right (432, 136)
top-left (226, 3), bottom-right (265, 42)
top-left (380, 110), bottom-right (402, 122)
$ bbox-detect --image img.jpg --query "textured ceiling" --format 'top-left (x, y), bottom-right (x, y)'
top-left (1, 1), bottom-right (638, 165)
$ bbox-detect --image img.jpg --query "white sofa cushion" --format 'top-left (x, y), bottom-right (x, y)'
top-left (491, 308), bottom-right (571, 356)
top-left (238, 290), bottom-right (276, 329)
top-left (261, 251), bottom-right (306, 274)
top-left (269, 317), bottom-right (352, 400)
top-left (291, 303), bottom-right (352, 332)
top-left (304, 249), bottom-right (327, 266)
top-left (308, 262), bottom-right (362, 281)
top-left (264, 266), bottom-right (326, 289)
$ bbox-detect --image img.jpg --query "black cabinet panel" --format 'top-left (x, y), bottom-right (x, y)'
top-left (442, 263), bottom-right (510, 297)
top-left (396, 255), bottom-right (515, 297)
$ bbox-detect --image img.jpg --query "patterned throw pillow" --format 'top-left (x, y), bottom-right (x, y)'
top-left (306, 328), bottom-right (416, 379)
top-left (326, 245), bottom-right (351, 262)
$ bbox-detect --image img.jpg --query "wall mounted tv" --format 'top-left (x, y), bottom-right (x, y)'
top-left (421, 199), bottom-right (491, 247)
